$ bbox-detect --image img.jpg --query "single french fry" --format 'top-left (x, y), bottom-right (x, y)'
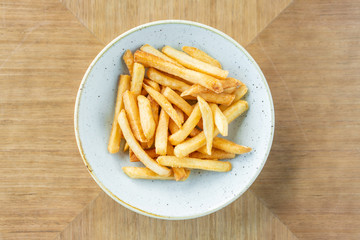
top-left (143, 78), bottom-right (161, 92)
top-left (137, 95), bottom-right (156, 140)
top-left (210, 103), bottom-right (228, 136)
top-left (172, 167), bottom-right (187, 181)
top-left (162, 87), bottom-right (193, 116)
top-left (147, 68), bottom-right (190, 92)
top-left (178, 92), bottom-right (197, 101)
top-left (143, 95), bottom-right (160, 148)
top-left (134, 50), bottom-right (223, 93)
top-left (174, 100), bottom-right (248, 157)
top-left (219, 77), bottom-right (242, 89)
top-left (123, 90), bottom-right (146, 142)
top-left (190, 148), bottom-right (236, 159)
top-left (130, 63), bottom-right (145, 95)
top-left (197, 96), bottom-right (214, 155)
top-left (123, 50), bottom-right (134, 76)
top-left (143, 84), bottom-right (183, 127)
top-left (155, 108), bottom-right (170, 155)
top-left (222, 86), bottom-right (237, 94)
top-left (140, 44), bottom-right (183, 67)
top-left (162, 46), bottom-right (228, 79)
top-left (223, 100), bottom-right (249, 123)
top-left (123, 167), bottom-right (173, 180)
top-left (130, 148), bottom-right (158, 162)
top-left (182, 46), bottom-right (222, 69)
top-left (169, 104), bottom-right (202, 145)
top-left (213, 138), bottom-right (252, 154)
top-left (157, 156), bottom-right (231, 172)
top-left (118, 110), bottom-right (171, 176)
top-left (123, 167), bottom-right (190, 181)
top-left (181, 84), bottom-right (235, 105)
top-left (148, 95), bottom-right (159, 124)
top-left (234, 84), bottom-right (248, 101)
top-left (123, 142), bottom-right (129, 152)
top-left (108, 75), bottom-right (131, 153)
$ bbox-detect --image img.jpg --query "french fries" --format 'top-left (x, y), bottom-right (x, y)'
top-left (157, 156), bottom-right (231, 172)
top-left (190, 148), bottom-right (235, 159)
top-left (147, 68), bottom-right (190, 92)
top-left (148, 95), bottom-right (160, 124)
top-left (123, 142), bottom-right (129, 152)
top-left (134, 50), bottom-right (223, 93)
top-left (219, 77), bottom-right (242, 89)
top-left (143, 84), bottom-right (183, 127)
top-left (169, 104), bottom-right (201, 145)
top-left (143, 78), bottom-right (161, 92)
top-left (213, 137), bottom-right (252, 154)
top-left (233, 84), bottom-right (248, 101)
top-left (123, 90), bottom-right (147, 142)
top-left (108, 75), bottom-right (130, 153)
top-left (118, 110), bottom-right (171, 176)
top-left (168, 119), bottom-right (180, 134)
top-left (174, 106), bottom-right (185, 123)
top-left (141, 95), bottom-right (159, 149)
top-left (123, 50), bottom-right (134, 76)
top-left (155, 108), bottom-right (170, 155)
top-left (166, 142), bottom-right (175, 155)
top-left (130, 63), bottom-right (145, 96)
top-left (108, 45), bottom-right (252, 181)
top-left (174, 100), bottom-right (248, 157)
top-left (223, 86), bottom-right (237, 94)
top-left (181, 84), bottom-right (235, 105)
top-left (137, 95), bottom-right (156, 140)
top-left (172, 167), bottom-right (188, 181)
top-left (140, 44), bottom-right (183, 67)
top-left (162, 46), bottom-right (228, 79)
top-left (210, 103), bottom-right (228, 136)
top-left (219, 83), bottom-right (248, 111)
top-left (197, 96), bottom-right (214, 155)
top-left (162, 87), bottom-right (193, 116)
top-left (123, 167), bottom-right (190, 181)
top-left (130, 148), bottom-right (158, 162)
top-left (182, 46), bottom-right (222, 69)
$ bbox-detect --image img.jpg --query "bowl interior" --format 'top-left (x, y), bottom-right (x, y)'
top-left (75, 21), bottom-right (274, 219)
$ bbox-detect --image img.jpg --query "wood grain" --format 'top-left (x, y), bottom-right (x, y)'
top-left (60, 0), bottom-right (292, 46)
top-left (247, 0), bottom-right (360, 239)
top-left (54, 191), bottom-right (298, 240)
top-left (0, 0), bottom-right (294, 239)
top-left (2, 0), bottom-right (360, 239)
top-left (0, 0), bottom-right (103, 239)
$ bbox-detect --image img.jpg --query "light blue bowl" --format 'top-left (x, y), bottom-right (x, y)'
top-left (74, 20), bottom-right (274, 219)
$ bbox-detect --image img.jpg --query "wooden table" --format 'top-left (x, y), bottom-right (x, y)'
top-left (1, 0), bottom-right (359, 239)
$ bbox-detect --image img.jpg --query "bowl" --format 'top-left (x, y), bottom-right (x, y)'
top-left (74, 20), bottom-right (274, 219)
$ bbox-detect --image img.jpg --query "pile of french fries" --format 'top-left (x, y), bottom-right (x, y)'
top-left (108, 44), bottom-right (251, 181)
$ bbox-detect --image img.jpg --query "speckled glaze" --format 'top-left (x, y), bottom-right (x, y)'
top-left (74, 20), bottom-right (274, 219)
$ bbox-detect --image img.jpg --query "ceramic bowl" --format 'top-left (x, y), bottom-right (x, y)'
top-left (74, 20), bottom-right (274, 219)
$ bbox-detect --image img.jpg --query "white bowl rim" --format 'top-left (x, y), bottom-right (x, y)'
top-left (74, 19), bottom-right (275, 220)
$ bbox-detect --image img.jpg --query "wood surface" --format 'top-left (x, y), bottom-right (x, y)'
top-left (60, 0), bottom-right (291, 45)
top-left (55, 191), bottom-right (297, 240)
top-left (1, 0), bottom-right (360, 239)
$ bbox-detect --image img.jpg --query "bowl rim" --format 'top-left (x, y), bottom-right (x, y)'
top-left (74, 19), bottom-right (275, 220)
